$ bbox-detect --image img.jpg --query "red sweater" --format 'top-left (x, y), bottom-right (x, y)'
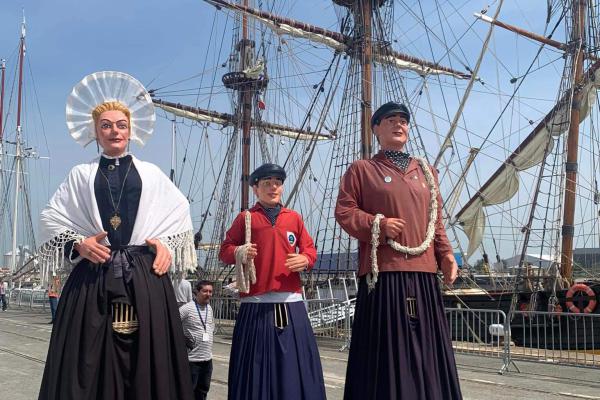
top-left (219, 203), bottom-right (317, 297)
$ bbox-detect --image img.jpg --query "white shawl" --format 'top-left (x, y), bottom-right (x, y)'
top-left (39, 155), bottom-right (196, 278)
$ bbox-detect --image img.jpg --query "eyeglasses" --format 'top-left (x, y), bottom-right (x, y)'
top-left (258, 178), bottom-right (283, 188)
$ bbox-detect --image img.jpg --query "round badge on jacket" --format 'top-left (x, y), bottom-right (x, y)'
top-left (287, 232), bottom-right (297, 246)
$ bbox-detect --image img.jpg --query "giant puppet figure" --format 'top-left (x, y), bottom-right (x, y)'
top-left (335, 102), bottom-right (462, 400)
top-left (219, 163), bottom-right (327, 400)
top-left (38, 71), bottom-right (195, 400)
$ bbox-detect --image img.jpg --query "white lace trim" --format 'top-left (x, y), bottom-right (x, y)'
top-left (38, 230), bottom-right (86, 283)
top-left (158, 230), bottom-right (197, 272)
top-left (234, 211), bottom-right (257, 294)
top-left (368, 157), bottom-right (438, 291)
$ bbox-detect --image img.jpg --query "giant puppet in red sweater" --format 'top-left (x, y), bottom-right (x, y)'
top-left (219, 163), bottom-right (326, 400)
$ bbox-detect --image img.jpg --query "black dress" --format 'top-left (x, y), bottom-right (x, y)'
top-left (38, 155), bottom-right (194, 400)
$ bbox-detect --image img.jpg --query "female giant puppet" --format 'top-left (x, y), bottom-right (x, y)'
top-left (335, 102), bottom-right (462, 399)
top-left (38, 71), bottom-right (195, 400)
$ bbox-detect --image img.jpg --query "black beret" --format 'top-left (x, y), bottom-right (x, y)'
top-left (371, 102), bottom-right (410, 126)
top-left (249, 163), bottom-right (286, 186)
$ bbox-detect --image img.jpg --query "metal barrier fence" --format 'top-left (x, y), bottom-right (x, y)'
top-left (509, 310), bottom-right (600, 369)
top-left (445, 307), bottom-right (600, 372)
top-left (7, 288), bottom-right (49, 310)
top-left (211, 297), bottom-right (239, 336)
top-left (305, 298), bottom-right (355, 350)
top-left (445, 308), bottom-right (514, 373)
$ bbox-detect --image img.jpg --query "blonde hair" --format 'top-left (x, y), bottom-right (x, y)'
top-left (92, 101), bottom-right (131, 126)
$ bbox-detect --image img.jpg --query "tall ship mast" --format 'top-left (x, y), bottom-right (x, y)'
top-left (1, 14), bottom-right (45, 287)
top-left (150, 0), bottom-right (473, 286)
top-left (146, 1), bottom-right (600, 350)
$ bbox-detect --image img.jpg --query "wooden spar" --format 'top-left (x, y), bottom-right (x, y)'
top-left (240, 0), bottom-right (252, 211)
top-left (360, 0), bottom-right (373, 159)
top-left (0, 59), bottom-right (5, 141)
top-left (561, 0), bottom-right (587, 284)
top-left (151, 99), bottom-right (332, 139)
top-left (206, 0), bottom-right (346, 42)
top-left (204, 0), bottom-right (471, 79)
top-left (454, 58), bottom-right (600, 221)
top-left (16, 26), bottom-right (25, 131)
top-left (474, 12), bottom-right (599, 62)
top-left (474, 13), bottom-right (566, 51)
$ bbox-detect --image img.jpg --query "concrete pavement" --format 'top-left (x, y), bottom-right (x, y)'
top-left (2, 308), bottom-right (600, 399)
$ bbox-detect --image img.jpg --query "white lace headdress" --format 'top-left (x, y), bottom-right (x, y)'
top-left (66, 71), bottom-right (155, 147)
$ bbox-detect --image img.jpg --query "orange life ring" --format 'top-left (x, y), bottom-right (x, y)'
top-left (565, 283), bottom-right (597, 314)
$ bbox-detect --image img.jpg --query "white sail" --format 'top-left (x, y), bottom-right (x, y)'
top-left (455, 65), bottom-right (600, 258)
top-left (205, 0), bottom-right (470, 79)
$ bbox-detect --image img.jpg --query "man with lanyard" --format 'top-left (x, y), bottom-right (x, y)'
top-left (179, 280), bottom-right (214, 400)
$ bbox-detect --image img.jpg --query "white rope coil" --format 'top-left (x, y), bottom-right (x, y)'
top-left (235, 211), bottom-right (257, 294)
top-left (368, 157), bottom-right (438, 291)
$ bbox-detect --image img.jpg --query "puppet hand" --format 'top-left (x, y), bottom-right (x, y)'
top-left (245, 243), bottom-right (258, 262)
top-left (441, 254), bottom-right (458, 285)
top-left (145, 238), bottom-right (172, 276)
top-left (285, 253), bottom-right (309, 272)
top-left (381, 218), bottom-right (405, 240)
top-left (75, 232), bottom-right (110, 264)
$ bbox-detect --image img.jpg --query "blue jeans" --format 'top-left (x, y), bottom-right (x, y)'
top-left (49, 296), bottom-right (58, 321)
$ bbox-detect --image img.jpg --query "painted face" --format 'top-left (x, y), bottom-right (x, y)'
top-left (95, 110), bottom-right (130, 157)
top-left (196, 284), bottom-right (213, 305)
top-left (252, 177), bottom-right (284, 207)
top-left (373, 113), bottom-right (409, 151)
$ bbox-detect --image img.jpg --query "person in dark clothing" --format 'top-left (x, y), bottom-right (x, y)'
top-left (37, 71), bottom-right (196, 400)
top-left (335, 102), bottom-right (462, 400)
top-left (0, 278), bottom-right (7, 311)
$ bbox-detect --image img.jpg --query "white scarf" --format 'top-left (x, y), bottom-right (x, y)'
top-left (39, 155), bottom-right (196, 282)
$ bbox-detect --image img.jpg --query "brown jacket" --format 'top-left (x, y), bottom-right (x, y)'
top-left (335, 151), bottom-right (454, 277)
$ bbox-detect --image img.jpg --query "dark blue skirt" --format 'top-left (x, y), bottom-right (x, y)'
top-left (228, 301), bottom-right (326, 400)
top-left (344, 272), bottom-right (462, 400)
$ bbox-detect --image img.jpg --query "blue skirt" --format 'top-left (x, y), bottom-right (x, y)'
top-left (344, 272), bottom-right (462, 400)
top-left (228, 301), bottom-right (326, 400)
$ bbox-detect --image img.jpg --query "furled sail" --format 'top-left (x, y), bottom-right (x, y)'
top-left (455, 61), bottom-right (600, 258)
top-left (153, 99), bottom-right (333, 141)
top-left (203, 0), bottom-right (471, 79)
